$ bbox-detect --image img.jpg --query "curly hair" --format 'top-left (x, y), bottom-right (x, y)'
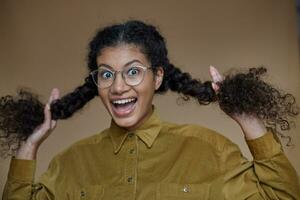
top-left (0, 20), bottom-right (298, 157)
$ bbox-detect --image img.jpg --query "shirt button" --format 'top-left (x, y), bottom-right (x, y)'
top-left (129, 149), bottom-right (135, 154)
top-left (127, 176), bottom-right (133, 183)
top-left (183, 186), bottom-right (190, 193)
top-left (128, 133), bottom-right (134, 138)
top-left (80, 191), bottom-right (86, 197)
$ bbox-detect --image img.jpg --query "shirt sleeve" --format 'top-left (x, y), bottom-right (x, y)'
top-left (2, 156), bottom-right (59, 200)
top-left (220, 131), bottom-right (300, 199)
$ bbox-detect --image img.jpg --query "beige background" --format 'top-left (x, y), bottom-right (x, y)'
top-left (1, 0), bottom-right (300, 195)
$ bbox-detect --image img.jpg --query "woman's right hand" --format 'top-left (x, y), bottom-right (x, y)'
top-left (15, 88), bottom-right (60, 160)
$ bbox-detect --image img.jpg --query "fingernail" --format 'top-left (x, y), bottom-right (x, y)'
top-left (46, 104), bottom-right (50, 110)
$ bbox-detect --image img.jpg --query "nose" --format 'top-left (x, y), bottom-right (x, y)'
top-left (110, 72), bottom-right (130, 94)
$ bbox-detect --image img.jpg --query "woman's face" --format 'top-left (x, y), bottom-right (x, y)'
top-left (96, 44), bottom-right (163, 130)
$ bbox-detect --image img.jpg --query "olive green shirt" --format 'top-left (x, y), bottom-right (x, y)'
top-left (2, 108), bottom-right (300, 199)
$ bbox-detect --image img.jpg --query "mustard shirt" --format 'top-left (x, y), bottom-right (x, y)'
top-left (2, 108), bottom-right (300, 199)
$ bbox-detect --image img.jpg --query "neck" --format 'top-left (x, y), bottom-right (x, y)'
top-left (126, 106), bottom-right (154, 131)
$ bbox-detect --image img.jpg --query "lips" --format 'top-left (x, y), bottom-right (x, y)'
top-left (110, 97), bottom-right (138, 117)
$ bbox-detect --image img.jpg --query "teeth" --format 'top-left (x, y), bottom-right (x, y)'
top-left (112, 98), bottom-right (136, 105)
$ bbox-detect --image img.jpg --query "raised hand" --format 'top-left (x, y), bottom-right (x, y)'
top-left (15, 88), bottom-right (60, 160)
top-left (209, 66), bottom-right (267, 140)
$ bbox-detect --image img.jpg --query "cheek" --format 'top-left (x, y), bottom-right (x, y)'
top-left (98, 89), bottom-right (109, 105)
top-left (136, 81), bottom-right (156, 103)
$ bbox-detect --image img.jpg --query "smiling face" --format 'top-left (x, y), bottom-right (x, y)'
top-left (96, 44), bottom-right (163, 130)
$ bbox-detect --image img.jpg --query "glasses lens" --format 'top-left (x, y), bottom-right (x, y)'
top-left (97, 68), bottom-right (114, 88)
top-left (123, 64), bottom-right (146, 86)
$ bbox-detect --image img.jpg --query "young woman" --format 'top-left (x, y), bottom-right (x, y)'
top-left (2, 20), bottom-right (300, 199)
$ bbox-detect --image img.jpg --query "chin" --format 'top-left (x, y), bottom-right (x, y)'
top-left (113, 116), bottom-right (139, 130)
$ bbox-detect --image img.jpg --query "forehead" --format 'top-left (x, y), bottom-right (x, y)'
top-left (96, 44), bottom-right (149, 70)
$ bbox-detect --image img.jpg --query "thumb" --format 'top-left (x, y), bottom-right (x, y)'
top-left (211, 82), bottom-right (220, 93)
top-left (48, 88), bottom-right (60, 129)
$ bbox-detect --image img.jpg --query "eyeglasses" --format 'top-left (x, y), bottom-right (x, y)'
top-left (90, 64), bottom-right (152, 89)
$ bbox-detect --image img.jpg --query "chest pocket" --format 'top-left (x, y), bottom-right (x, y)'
top-left (67, 185), bottom-right (104, 200)
top-left (156, 183), bottom-right (210, 200)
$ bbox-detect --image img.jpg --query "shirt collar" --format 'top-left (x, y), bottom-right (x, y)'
top-left (109, 106), bottom-right (162, 154)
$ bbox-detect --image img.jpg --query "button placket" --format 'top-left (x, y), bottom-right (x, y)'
top-left (129, 148), bottom-right (135, 154)
top-left (124, 132), bottom-right (137, 186)
top-left (127, 133), bottom-right (136, 156)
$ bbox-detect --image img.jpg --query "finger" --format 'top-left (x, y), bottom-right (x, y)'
top-left (211, 66), bottom-right (223, 82)
top-left (50, 120), bottom-right (57, 129)
top-left (42, 103), bottom-right (52, 130)
top-left (211, 82), bottom-right (219, 93)
top-left (213, 66), bottom-right (224, 82)
top-left (216, 70), bottom-right (224, 82)
top-left (48, 88), bottom-right (60, 129)
top-left (211, 82), bottom-right (220, 94)
top-left (48, 88), bottom-right (60, 105)
top-left (44, 88), bottom-right (59, 129)
top-left (209, 65), bottom-right (218, 83)
top-left (51, 88), bottom-right (60, 101)
top-left (210, 65), bottom-right (224, 82)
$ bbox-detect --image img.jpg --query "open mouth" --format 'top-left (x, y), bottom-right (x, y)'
top-left (110, 97), bottom-right (138, 117)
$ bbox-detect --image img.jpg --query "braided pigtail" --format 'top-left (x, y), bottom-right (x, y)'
top-left (0, 75), bottom-right (98, 157)
top-left (50, 75), bottom-right (98, 119)
top-left (161, 63), bottom-right (217, 105)
top-left (164, 64), bottom-right (299, 145)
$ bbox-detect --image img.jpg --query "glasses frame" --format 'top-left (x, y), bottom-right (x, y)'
top-left (90, 64), bottom-right (153, 89)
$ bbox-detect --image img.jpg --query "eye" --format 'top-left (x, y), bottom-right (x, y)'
top-left (100, 70), bottom-right (113, 79)
top-left (127, 67), bottom-right (141, 76)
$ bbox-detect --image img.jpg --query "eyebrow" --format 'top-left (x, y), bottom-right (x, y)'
top-left (97, 59), bottom-right (144, 70)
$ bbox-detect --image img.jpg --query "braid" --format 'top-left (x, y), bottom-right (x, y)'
top-left (162, 63), bottom-right (217, 105)
top-left (51, 75), bottom-right (98, 119)
top-left (163, 64), bottom-right (299, 145)
top-left (0, 75), bottom-right (98, 157)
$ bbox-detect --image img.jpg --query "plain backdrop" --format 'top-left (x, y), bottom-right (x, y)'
top-left (1, 0), bottom-right (300, 194)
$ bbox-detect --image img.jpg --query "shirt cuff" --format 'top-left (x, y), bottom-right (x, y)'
top-left (8, 157), bottom-right (36, 182)
top-left (246, 131), bottom-right (282, 160)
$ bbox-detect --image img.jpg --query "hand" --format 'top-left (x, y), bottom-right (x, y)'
top-left (16, 88), bottom-right (60, 159)
top-left (209, 66), bottom-right (267, 140)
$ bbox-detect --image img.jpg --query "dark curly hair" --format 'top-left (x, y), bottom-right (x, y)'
top-left (0, 20), bottom-right (298, 157)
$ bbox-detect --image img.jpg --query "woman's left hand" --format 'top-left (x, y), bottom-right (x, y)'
top-left (209, 66), bottom-right (267, 140)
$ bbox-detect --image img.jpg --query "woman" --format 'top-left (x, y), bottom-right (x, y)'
top-left (2, 20), bottom-right (300, 199)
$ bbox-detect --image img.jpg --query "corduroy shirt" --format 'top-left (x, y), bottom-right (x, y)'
top-left (2, 107), bottom-right (300, 199)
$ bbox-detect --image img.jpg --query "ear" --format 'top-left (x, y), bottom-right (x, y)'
top-left (154, 67), bottom-right (164, 90)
